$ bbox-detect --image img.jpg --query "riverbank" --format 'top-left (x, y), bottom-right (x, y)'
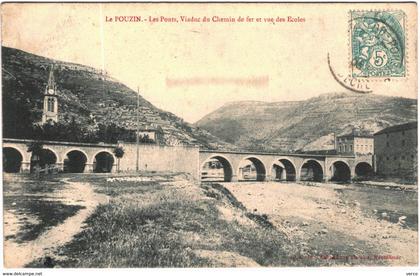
top-left (3, 173), bottom-right (417, 267)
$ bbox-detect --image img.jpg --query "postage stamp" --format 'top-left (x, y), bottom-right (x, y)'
top-left (350, 10), bottom-right (406, 78)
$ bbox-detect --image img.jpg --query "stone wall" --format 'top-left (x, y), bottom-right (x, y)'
top-left (375, 127), bottom-right (417, 178)
top-left (118, 143), bottom-right (200, 179)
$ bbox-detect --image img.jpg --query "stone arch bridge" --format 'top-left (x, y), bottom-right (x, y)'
top-left (199, 150), bottom-right (373, 182)
top-left (3, 138), bottom-right (373, 182)
top-left (3, 138), bottom-right (118, 173)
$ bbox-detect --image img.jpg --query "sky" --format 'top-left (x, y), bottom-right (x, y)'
top-left (2, 3), bottom-right (417, 123)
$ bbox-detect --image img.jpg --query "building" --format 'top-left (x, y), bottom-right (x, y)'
top-left (336, 130), bottom-right (374, 155)
top-left (41, 65), bottom-right (59, 124)
top-left (374, 121), bottom-right (417, 179)
top-left (137, 125), bottom-right (164, 144)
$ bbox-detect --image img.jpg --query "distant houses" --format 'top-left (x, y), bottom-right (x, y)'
top-left (137, 125), bottom-right (164, 145)
top-left (374, 121), bottom-right (417, 179)
top-left (336, 123), bottom-right (417, 180)
top-left (301, 122), bottom-right (418, 181)
top-left (336, 130), bottom-right (374, 155)
top-left (301, 130), bottom-right (375, 156)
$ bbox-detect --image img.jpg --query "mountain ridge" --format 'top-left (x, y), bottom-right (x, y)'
top-left (2, 46), bottom-right (236, 150)
top-left (195, 92), bottom-right (417, 152)
top-left (3, 46), bottom-right (417, 153)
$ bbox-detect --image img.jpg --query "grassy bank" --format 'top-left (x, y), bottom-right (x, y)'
top-left (26, 173), bottom-right (302, 267)
top-left (27, 173), bottom-right (380, 267)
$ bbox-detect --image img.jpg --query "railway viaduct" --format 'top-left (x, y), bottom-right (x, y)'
top-left (3, 138), bottom-right (119, 173)
top-left (199, 150), bottom-right (373, 182)
top-left (3, 138), bottom-right (374, 182)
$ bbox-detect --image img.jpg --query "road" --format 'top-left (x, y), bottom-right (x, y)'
top-left (3, 174), bottom-right (107, 267)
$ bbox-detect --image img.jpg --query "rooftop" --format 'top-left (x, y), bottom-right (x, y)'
top-left (374, 121), bottom-right (418, 136)
top-left (337, 130), bottom-right (374, 139)
top-left (126, 124), bottom-right (165, 132)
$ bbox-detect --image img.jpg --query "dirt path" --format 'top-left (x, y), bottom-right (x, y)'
top-left (224, 182), bottom-right (418, 266)
top-left (4, 178), bottom-right (107, 268)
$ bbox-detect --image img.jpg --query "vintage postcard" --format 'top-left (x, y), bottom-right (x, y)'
top-left (1, 2), bottom-right (418, 272)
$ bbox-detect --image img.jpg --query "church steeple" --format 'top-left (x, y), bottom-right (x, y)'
top-left (42, 65), bottom-right (59, 124)
top-left (46, 64), bottom-right (56, 91)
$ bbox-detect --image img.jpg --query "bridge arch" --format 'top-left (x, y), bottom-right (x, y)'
top-left (43, 147), bottom-right (59, 163)
top-left (30, 147), bottom-right (58, 172)
top-left (201, 154), bottom-right (233, 182)
top-left (300, 159), bottom-right (324, 182)
top-left (3, 147), bottom-right (24, 173)
top-left (270, 157), bottom-right (297, 181)
top-left (355, 162), bottom-right (374, 179)
top-left (93, 150), bottom-right (115, 173)
top-left (237, 155), bottom-right (266, 181)
top-left (63, 149), bottom-right (88, 173)
top-left (329, 160), bottom-right (351, 182)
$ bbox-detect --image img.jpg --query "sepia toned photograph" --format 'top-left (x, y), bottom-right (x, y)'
top-left (1, 2), bottom-right (418, 272)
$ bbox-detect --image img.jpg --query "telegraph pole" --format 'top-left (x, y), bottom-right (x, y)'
top-left (136, 86), bottom-right (140, 172)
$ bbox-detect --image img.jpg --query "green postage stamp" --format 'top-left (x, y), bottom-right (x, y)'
top-left (351, 10), bottom-right (406, 78)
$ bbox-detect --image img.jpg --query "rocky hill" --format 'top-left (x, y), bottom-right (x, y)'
top-left (196, 93), bottom-right (417, 152)
top-left (2, 46), bottom-right (236, 150)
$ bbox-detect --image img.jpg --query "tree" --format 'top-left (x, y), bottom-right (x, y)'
top-left (97, 123), bottom-right (125, 143)
top-left (140, 134), bottom-right (155, 144)
top-left (27, 141), bottom-right (43, 156)
top-left (113, 146), bottom-right (125, 173)
top-left (27, 141), bottom-right (44, 173)
top-left (2, 79), bottom-right (36, 139)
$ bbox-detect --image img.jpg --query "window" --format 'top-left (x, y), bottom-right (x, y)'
top-left (402, 156), bottom-right (405, 160)
top-left (402, 140), bottom-right (405, 146)
top-left (47, 98), bottom-right (55, 112)
top-left (402, 131), bottom-right (405, 136)
top-left (386, 133), bottom-right (389, 138)
top-left (386, 141), bottom-right (389, 147)
top-left (386, 156), bottom-right (389, 161)
top-left (394, 156), bottom-right (397, 161)
top-left (349, 145), bottom-right (353, 151)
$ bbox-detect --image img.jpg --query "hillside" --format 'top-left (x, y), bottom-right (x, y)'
top-left (196, 93), bottom-right (417, 152)
top-left (2, 46), bottom-right (236, 150)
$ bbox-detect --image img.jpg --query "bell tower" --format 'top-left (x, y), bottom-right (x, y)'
top-left (42, 65), bottom-right (59, 124)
